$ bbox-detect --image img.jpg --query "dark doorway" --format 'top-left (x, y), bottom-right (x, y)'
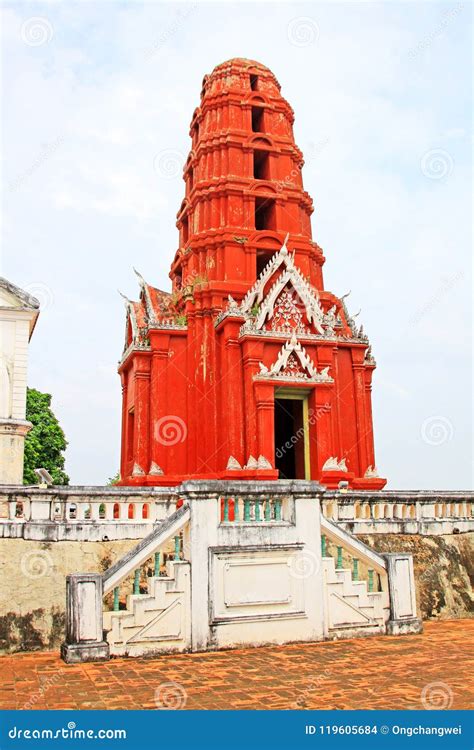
top-left (274, 397), bottom-right (306, 479)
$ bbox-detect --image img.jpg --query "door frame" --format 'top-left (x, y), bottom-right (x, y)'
top-left (274, 387), bottom-right (311, 480)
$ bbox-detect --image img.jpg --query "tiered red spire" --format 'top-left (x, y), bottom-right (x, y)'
top-left (118, 59), bottom-right (386, 490)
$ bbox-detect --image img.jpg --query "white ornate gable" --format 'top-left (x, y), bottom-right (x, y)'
top-left (256, 334), bottom-right (333, 383)
top-left (240, 235), bottom-right (325, 334)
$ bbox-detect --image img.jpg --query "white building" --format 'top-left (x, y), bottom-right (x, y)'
top-left (0, 278), bottom-right (39, 484)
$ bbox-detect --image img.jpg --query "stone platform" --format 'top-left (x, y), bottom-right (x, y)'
top-left (0, 620), bottom-right (472, 710)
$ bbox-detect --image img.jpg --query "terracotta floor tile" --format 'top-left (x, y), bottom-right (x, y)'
top-left (0, 620), bottom-right (472, 710)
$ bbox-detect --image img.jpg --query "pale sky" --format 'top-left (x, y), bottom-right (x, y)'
top-left (1, 1), bottom-right (472, 488)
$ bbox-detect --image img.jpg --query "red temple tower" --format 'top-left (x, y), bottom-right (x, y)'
top-left (118, 58), bottom-right (386, 490)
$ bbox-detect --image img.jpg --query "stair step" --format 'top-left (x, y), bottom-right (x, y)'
top-left (104, 573), bottom-right (183, 627)
top-left (326, 580), bottom-right (374, 600)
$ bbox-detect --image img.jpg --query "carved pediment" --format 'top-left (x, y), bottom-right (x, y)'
top-left (240, 235), bottom-right (325, 334)
top-left (267, 287), bottom-right (310, 335)
top-left (256, 334), bottom-right (333, 383)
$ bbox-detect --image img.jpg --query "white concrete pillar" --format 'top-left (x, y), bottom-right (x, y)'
top-left (0, 278), bottom-right (39, 485)
top-left (61, 574), bottom-right (110, 663)
top-left (293, 493), bottom-right (326, 640)
top-left (384, 553), bottom-right (422, 635)
top-left (188, 492), bottom-right (219, 651)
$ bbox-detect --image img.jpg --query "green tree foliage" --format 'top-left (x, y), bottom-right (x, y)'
top-left (107, 472), bottom-right (120, 485)
top-left (23, 388), bottom-right (69, 485)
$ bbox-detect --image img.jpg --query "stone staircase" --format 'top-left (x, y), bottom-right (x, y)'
top-left (100, 504), bottom-right (192, 658)
top-left (322, 554), bottom-right (390, 637)
top-left (103, 560), bottom-right (191, 657)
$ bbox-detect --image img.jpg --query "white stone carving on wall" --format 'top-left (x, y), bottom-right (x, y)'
top-left (322, 457), bottom-right (348, 472)
top-left (256, 334), bottom-right (333, 383)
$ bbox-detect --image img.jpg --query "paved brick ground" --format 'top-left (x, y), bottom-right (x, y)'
top-left (0, 620), bottom-right (472, 710)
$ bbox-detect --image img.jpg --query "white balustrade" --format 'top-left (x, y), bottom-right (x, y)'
top-left (2, 488), bottom-right (473, 536)
top-left (320, 494), bottom-right (473, 531)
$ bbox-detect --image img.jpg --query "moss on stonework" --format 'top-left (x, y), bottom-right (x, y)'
top-left (48, 608), bottom-right (66, 649)
top-left (99, 551), bottom-right (113, 573)
top-left (357, 533), bottom-right (474, 621)
top-left (0, 610), bottom-right (46, 652)
top-left (0, 607), bottom-right (68, 653)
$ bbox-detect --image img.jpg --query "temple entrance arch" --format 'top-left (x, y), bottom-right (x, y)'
top-left (274, 387), bottom-right (310, 480)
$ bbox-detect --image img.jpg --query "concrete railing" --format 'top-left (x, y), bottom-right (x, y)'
top-left (321, 490), bottom-right (474, 534)
top-left (218, 489), bottom-right (293, 524)
top-left (1, 485), bottom-right (472, 540)
top-left (0, 485), bottom-right (182, 540)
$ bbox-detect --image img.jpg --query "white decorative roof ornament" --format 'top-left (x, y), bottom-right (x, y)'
top-left (322, 456), bottom-right (348, 472)
top-left (132, 462), bottom-right (145, 477)
top-left (364, 465), bottom-right (379, 478)
top-left (226, 455), bottom-right (242, 470)
top-left (338, 292), bottom-right (370, 344)
top-left (133, 268), bottom-right (158, 325)
top-left (245, 455), bottom-right (258, 470)
top-left (322, 457), bottom-right (339, 471)
top-left (149, 461), bottom-right (164, 476)
top-left (149, 319), bottom-right (187, 331)
top-left (339, 290), bottom-right (351, 321)
top-left (256, 333), bottom-right (333, 383)
top-left (240, 234), bottom-right (325, 334)
top-left (347, 308), bottom-right (361, 337)
top-left (357, 324), bottom-right (369, 343)
top-left (241, 233), bottom-right (291, 311)
top-left (323, 305), bottom-right (338, 338)
top-left (215, 294), bottom-right (245, 326)
top-left (227, 294), bottom-right (240, 312)
top-left (119, 291), bottom-right (139, 344)
top-left (364, 345), bottom-right (376, 365)
top-left (257, 455), bottom-right (272, 469)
